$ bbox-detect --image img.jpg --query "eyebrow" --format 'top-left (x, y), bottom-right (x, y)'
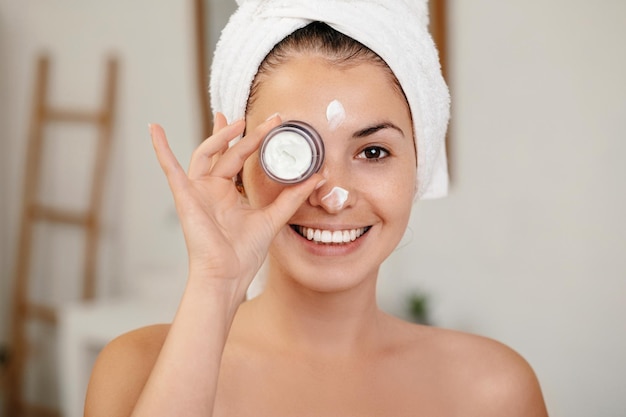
top-left (352, 122), bottom-right (406, 139)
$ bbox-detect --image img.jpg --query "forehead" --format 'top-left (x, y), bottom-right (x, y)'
top-left (248, 55), bottom-right (411, 123)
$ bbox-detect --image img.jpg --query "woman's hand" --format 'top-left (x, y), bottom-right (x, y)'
top-left (149, 113), bottom-right (323, 301)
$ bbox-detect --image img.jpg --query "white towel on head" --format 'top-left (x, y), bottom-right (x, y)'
top-left (211, 0), bottom-right (450, 199)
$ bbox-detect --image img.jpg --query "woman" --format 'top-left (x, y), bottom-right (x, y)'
top-left (85, 2), bottom-right (548, 416)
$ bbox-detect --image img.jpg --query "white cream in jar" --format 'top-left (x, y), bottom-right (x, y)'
top-left (260, 121), bottom-right (325, 184)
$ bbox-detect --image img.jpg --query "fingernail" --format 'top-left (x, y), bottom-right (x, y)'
top-left (265, 112), bottom-right (280, 121)
top-left (315, 178), bottom-right (327, 190)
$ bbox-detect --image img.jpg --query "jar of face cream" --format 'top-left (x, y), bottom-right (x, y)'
top-left (260, 121), bottom-right (325, 184)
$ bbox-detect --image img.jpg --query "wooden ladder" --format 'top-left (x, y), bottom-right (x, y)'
top-left (5, 54), bottom-right (118, 417)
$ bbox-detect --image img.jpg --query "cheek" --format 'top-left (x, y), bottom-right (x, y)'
top-left (361, 164), bottom-right (415, 221)
top-left (384, 178), bottom-right (415, 218)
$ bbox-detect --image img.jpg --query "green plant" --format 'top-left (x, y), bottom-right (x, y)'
top-left (407, 291), bottom-right (430, 325)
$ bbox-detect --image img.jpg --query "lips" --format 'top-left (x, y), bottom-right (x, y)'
top-left (290, 225), bottom-right (371, 244)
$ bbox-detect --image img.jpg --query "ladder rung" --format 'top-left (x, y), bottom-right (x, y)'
top-left (29, 205), bottom-right (93, 226)
top-left (24, 304), bottom-right (57, 324)
top-left (44, 108), bottom-right (105, 124)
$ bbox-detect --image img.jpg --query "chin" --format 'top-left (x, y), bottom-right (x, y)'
top-left (269, 254), bottom-right (379, 295)
top-left (266, 223), bottom-right (392, 294)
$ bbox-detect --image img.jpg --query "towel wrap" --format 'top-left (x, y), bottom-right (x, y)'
top-left (211, 0), bottom-right (450, 199)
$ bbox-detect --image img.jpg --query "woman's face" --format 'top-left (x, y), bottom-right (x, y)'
top-left (243, 54), bottom-right (416, 293)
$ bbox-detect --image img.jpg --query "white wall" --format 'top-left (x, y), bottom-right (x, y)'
top-left (379, 1), bottom-right (626, 416)
top-left (1, 1), bottom-right (625, 416)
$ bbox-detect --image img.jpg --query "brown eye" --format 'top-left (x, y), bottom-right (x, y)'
top-left (357, 146), bottom-right (390, 160)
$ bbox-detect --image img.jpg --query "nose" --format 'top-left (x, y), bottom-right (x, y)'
top-left (308, 163), bottom-right (354, 213)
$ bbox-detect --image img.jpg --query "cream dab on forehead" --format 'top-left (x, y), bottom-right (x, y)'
top-left (326, 99), bottom-right (346, 131)
top-left (321, 186), bottom-right (349, 211)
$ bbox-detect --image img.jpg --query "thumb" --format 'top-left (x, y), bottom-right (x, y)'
top-left (263, 174), bottom-right (326, 235)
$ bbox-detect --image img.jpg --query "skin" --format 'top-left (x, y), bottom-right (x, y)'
top-left (84, 55), bottom-right (549, 417)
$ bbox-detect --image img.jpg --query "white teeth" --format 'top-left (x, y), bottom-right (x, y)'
top-left (296, 226), bottom-right (368, 244)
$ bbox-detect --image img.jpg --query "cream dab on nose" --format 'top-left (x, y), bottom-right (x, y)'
top-left (321, 186), bottom-right (349, 211)
top-left (326, 99), bottom-right (346, 131)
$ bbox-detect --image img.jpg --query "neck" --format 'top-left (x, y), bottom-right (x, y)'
top-left (244, 265), bottom-right (385, 357)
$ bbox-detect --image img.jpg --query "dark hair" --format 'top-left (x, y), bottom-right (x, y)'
top-left (247, 22), bottom-right (405, 112)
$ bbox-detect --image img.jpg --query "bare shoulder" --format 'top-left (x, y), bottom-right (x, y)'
top-left (439, 327), bottom-right (547, 415)
top-left (84, 324), bottom-right (170, 417)
top-left (389, 318), bottom-right (549, 416)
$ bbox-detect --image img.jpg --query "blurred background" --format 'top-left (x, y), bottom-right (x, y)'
top-left (0, 1), bottom-right (624, 416)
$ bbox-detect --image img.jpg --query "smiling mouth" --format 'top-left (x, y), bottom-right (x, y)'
top-left (290, 225), bottom-right (372, 244)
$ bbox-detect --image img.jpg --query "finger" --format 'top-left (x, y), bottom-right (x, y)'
top-left (263, 173), bottom-right (326, 235)
top-left (188, 118), bottom-right (245, 180)
top-left (212, 112), bottom-right (228, 136)
top-left (211, 114), bottom-right (282, 180)
top-left (150, 124), bottom-right (188, 192)
top-left (210, 112), bottom-right (230, 169)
